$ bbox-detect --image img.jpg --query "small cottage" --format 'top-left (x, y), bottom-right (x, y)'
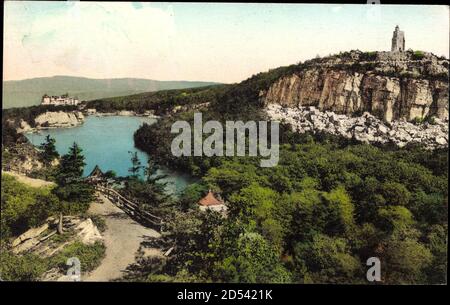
top-left (198, 190), bottom-right (227, 213)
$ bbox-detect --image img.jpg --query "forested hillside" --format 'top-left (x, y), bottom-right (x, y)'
top-left (124, 51), bottom-right (448, 284)
top-left (3, 75), bottom-right (220, 108)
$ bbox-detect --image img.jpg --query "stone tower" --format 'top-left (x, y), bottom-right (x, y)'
top-left (391, 25), bottom-right (405, 52)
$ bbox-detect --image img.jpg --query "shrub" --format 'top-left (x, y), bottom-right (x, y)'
top-left (50, 241), bottom-right (106, 273)
top-left (0, 250), bottom-right (48, 281)
top-left (412, 50), bottom-right (425, 60)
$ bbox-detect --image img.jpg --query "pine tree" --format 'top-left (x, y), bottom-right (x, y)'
top-left (128, 151), bottom-right (142, 178)
top-left (57, 142), bottom-right (86, 185)
top-left (39, 135), bottom-right (59, 165)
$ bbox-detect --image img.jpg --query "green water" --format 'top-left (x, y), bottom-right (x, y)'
top-left (25, 115), bottom-right (192, 195)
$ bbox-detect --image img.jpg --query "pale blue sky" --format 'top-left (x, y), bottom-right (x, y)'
top-left (3, 2), bottom-right (449, 83)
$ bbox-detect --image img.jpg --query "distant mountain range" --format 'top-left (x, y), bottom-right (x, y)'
top-left (2, 76), bottom-right (220, 108)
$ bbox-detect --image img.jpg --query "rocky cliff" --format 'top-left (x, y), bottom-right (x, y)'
top-left (34, 111), bottom-right (85, 129)
top-left (261, 50), bottom-right (449, 122)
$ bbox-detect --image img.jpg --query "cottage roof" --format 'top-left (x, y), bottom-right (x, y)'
top-left (198, 190), bottom-right (223, 206)
top-left (88, 165), bottom-right (104, 177)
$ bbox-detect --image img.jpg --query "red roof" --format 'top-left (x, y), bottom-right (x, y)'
top-left (198, 190), bottom-right (223, 206)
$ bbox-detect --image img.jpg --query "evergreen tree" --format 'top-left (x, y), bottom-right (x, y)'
top-left (53, 142), bottom-right (93, 213)
top-left (57, 142), bottom-right (85, 185)
top-left (38, 135), bottom-right (59, 164)
top-left (128, 151), bottom-right (142, 178)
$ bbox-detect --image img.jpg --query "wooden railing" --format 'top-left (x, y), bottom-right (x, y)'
top-left (94, 184), bottom-right (164, 231)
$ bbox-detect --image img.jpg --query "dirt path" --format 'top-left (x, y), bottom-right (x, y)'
top-left (2, 170), bottom-right (55, 188)
top-left (84, 193), bottom-right (161, 282)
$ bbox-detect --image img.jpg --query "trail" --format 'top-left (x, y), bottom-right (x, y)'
top-left (84, 193), bottom-right (161, 281)
top-left (2, 170), bottom-right (55, 188)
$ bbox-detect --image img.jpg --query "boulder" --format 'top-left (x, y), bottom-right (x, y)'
top-left (265, 103), bottom-right (448, 150)
top-left (75, 218), bottom-right (103, 245)
top-left (12, 223), bottom-right (49, 248)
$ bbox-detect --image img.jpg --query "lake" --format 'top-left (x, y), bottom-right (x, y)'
top-left (25, 115), bottom-right (192, 195)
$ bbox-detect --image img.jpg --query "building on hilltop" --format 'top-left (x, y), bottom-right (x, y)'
top-left (391, 25), bottom-right (405, 52)
top-left (198, 190), bottom-right (227, 213)
top-left (41, 93), bottom-right (80, 106)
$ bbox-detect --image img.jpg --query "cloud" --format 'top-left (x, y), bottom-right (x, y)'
top-left (331, 6), bottom-right (343, 13)
top-left (4, 2), bottom-right (176, 79)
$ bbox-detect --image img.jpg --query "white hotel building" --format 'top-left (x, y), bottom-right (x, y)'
top-left (41, 94), bottom-right (80, 106)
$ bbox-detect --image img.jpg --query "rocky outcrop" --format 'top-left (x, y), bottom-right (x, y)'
top-left (266, 104), bottom-right (448, 149)
top-left (75, 218), bottom-right (103, 245)
top-left (261, 50), bottom-right (449, 122)
top-left (16, 120), bottom-right (33, 133)
top-left (34, 111), bottom-right (85, 129)
top-left (2, 143), bottom-right (44, 174)
top-left (11, 216), bottom-right (103, 255)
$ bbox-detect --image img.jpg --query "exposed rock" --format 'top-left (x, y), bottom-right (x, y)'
top-left (266, 104), bottom-right (448, 149)
top-left (261, 50), bottom-right (449, 123)
top-left (117, 110), bottom-right (135, 116)
top-left (12, 223), bottom-right (49, 248)
top-left (2, 142), bottom-right (44, 174)
top-left (16, 120), bottom-right (32, 133)
top-left (75, 218), bottom-right (103, 245)
top-left (11, 217), bottom-right (103, 255)
top-left (34, 111), bottom-right (85, 129)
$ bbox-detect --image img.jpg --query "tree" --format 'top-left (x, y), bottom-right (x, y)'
top-left (323, 186), bottom-right (355, 235)
top-left (293, 234), bottom-right (362, 284)
top-left (104, 170), bottom-right (117, 179)
top-left (128, 151), bottom-right (143, 178)
top-left (145, 158), bottom-right (168, 185)
top-left (381, 181), bottom-right (411, 206)
top-left (179, 183), bottom-right (208, 210)
top-left (53, 142), bottom-right (93, 215)
top-left (423, 224), bottom-right (448, 284)
top-left (214, 233), bottom-right (291, 283)
top-left (382, 235), bottom-right (433, 284)
top-left (39, 135), bottom-right (59, 165)
top-left (377, 206), bottom-right (414, 233)
top-left (57, 142), bottom-right (86, 185)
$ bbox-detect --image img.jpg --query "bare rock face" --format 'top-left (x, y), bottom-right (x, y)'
top-left (75, 218), bottom-right (103, 245)
top-left (11, 217), bottom-right (103, 255)
top-left (16, 120), bottom-right (32, 133)
top-left (34, 111), bottom-right (85, 129)
top-left (261, 50), bottom-right (449, 123)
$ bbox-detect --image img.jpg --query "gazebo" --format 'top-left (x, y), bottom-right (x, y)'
top-left (198, 190), bottom-right (227, 213)
top-left (87, 165), bottom-right (105, 183)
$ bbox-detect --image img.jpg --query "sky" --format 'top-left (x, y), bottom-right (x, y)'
top-left (3, 2), bottom-right (449, 83)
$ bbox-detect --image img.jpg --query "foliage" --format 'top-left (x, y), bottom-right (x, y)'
top-left (50, 241), bottom-right (106, 272)
top-left (53, 142), bottom-right (94, 214)
top-left (1, 174), bottom-right (59, 238)
top-left (0, 240), bottom-right (105, 281)
top-left (38, 135), bottom-right (59, 165)
top-left (412, 50), bottom-right (425, 60)
top-left (133, 130), bottom-right (447, 284)
top-left (0, 250), bottom-right (48, 281)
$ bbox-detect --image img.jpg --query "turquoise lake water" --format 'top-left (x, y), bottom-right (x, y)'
top-left (25, 116), bottom-right (192, 195)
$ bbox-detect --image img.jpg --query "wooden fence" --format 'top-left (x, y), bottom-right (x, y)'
top-left (94, 184), bottom-right (164, 231)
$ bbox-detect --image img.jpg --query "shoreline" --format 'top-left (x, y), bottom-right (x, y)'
top-left (19, 110), bottom-right (160, 134)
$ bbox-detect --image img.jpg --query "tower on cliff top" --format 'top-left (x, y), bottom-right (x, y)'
top-left (391, 25), bottom-right (405, 52)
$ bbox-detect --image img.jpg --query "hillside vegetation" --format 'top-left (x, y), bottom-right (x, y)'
top-left (125, 51), bottom-right (448, 284)
top-left (2, 50), bottom-right (448, 284)
top-left (3, 75), bottom-right (220, 109)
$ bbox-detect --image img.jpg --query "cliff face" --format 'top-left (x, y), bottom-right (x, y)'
top-left (34, 111), bottom-right (85, 129)
top-left (261, 51), bottom-right (449, 122)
